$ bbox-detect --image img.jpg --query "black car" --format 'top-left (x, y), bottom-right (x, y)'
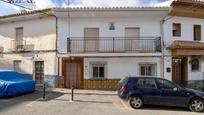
top-left (117, 77), bottom-right (204, 112)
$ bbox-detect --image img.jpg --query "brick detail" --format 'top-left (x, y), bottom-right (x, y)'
top-left (83, 79), bottom-right (120, 90)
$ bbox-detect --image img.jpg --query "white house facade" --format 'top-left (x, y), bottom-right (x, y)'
top-left (0, 9), bottom-right (58, 87)
top-left (54, 7), bottom-right (169, 90)
top-left (0, 0), bottom-right (204, 91)
top-left (163, 0), bottom-right (204, 91)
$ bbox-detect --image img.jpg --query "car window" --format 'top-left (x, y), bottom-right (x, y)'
top-left (156, 79), bottom-right (177, 90)
top-left (137, 79), bottom-right (157, 89)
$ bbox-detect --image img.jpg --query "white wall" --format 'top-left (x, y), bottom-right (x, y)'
top-left (0, 52), bottom-right (57, 76)
top-left (58, 17), bottom-right (162, 53)
top-left (0, 17), bottom-right (56, 52)
top-left (163, 16), bottom-right (204, 55)
top-left (163, 16), bottom-right (204, 81)
top-left (188, 56), bottom-right (204, 81)
top-left (0, 17), bottom-right (57, 76)
top-left (84, 57), bottom-right (162, 79)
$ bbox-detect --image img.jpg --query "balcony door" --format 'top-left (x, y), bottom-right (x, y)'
top-left (15, 27), bottom-right (24, 51)
top-left (84, 28), bottom-right (99, 52)
top-left (125, 28), bottom-right (140, 52)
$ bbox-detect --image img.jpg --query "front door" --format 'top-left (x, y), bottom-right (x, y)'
top-left (65, 61), bottom-right (82, 89)
top-left (35, 61), bottom-right (44, 84)
top-left (172, 57), bottom-right (188, 85)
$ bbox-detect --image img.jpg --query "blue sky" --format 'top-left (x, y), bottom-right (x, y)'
top-left (0, 0), bottom-right (170, 16)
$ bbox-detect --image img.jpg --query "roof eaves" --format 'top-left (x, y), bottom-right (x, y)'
top-left (0, 8), bottom-right (52, 19)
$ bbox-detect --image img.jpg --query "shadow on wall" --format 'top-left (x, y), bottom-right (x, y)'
top-left (0, 60), bottom-right (59, 88)
top-left (0, 61), bottom-right (14, 70)
top-left (0, 60), bottom-right (32, 79)
top-left (0, 17), bottom-right (55, 39)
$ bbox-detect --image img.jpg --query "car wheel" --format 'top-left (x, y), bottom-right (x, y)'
top-left (128, 96), bottom-right (143, 109)
top-left (189, 98), bottom-right (204, 112)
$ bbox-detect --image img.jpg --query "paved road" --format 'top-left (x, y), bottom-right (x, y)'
top-left (0, 89), bottom-right (203, 115)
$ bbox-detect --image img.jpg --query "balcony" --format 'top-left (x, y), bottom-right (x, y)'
top-left (11, 39), bottom-right (34, 52)
top-left (67, 37), bottom-right (161, 53)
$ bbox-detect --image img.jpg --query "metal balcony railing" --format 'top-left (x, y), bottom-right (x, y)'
top-left (67, 37), bottom-right (161, 53)
top-left (11, 39), bottom-right (34, 52)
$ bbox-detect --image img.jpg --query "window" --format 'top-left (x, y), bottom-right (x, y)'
top-left (16, 27), bottom-right (23, 40)
top-left (191, 58), bottom-right (200, 71)
top-left (139, 64), bottom-right (156, 76)
top-left (15, 27), bottom-right (23, 50)
top-left (13, 60), bottom-right (21, 72)
top-left (156, 79), bottom-right (178, 90)
top-left (194, 25), bottom-right (201, 41)
top-left (137, 79), bottom-right (157, 89)
top-left (173, 23), bottom-right (181, 37)
top-left (91, 63), bottom-right (105, 78)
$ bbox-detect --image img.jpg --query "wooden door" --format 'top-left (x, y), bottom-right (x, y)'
top-left (172, 57), bottom-right (188, 85)
top-left (125, 28), bottom-right (140, 51)
top-left (65, 61), bottom-right (81, 89)
top-left (84, 28), bottom-right (99, 52)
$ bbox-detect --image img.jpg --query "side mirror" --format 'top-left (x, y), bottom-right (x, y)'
top-left (173, 87), bottom-right (178, 91)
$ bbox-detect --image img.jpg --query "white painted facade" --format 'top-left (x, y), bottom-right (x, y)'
top-left (55, 8), bottom-right (169, 80)
top-left (163, 16), bottom-right (204, 81)
top-left (84, 57), bottom-right (162, 79)
top-left (0, 14), bottom-right (58, 83)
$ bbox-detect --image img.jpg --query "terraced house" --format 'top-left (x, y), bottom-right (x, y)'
top-left (0, 0), bottom-right (204, 91)
top-left (0, 9), bottom-right (59, 87)
top-left (163, 0), bottom-right (204, 90)
top-left (54, 7), bottom-right (169, 90)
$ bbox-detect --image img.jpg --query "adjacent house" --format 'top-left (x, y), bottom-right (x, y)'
top-left (0, 9), bottom-right (58, 87)
top-left (163, 0), bottom-right (204, 90)
top-left (0, 0), bottom-right (204, 91)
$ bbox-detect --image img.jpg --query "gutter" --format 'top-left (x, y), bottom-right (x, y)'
top-left (160, 7), bottom-right (174, 78)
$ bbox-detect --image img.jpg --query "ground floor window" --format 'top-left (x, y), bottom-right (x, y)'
top-left (91, 63), bottom-right (106, 79)
top-left (13, 60), bottom-right (21, 72)
top-left (139, 63), bottom-right (157, 76)
top-left (190, 58), bottom-right (200, 72)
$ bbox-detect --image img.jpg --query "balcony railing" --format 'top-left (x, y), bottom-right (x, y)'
top-left (67, 37), bottom-right (161, 53)
top-left (11, 39), bottom-right (34, 52)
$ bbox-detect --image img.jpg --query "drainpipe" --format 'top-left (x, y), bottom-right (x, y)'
top-left (48, 10), bottom-right (59, 87)
top-left (160, 19), bottom-right (165, 78)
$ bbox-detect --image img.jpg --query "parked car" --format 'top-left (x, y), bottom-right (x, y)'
top-left (117, 77), bottom-right (204, 112)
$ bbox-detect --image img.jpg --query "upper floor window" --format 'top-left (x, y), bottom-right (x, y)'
top-left (15, 27), bottom-right (24, 50)
top-left (194, 25), bottom-right (201, 41)
top-left (173, 23), bottom-right (181, 37)
top-left (16, 27), bottom-right (23, 40)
